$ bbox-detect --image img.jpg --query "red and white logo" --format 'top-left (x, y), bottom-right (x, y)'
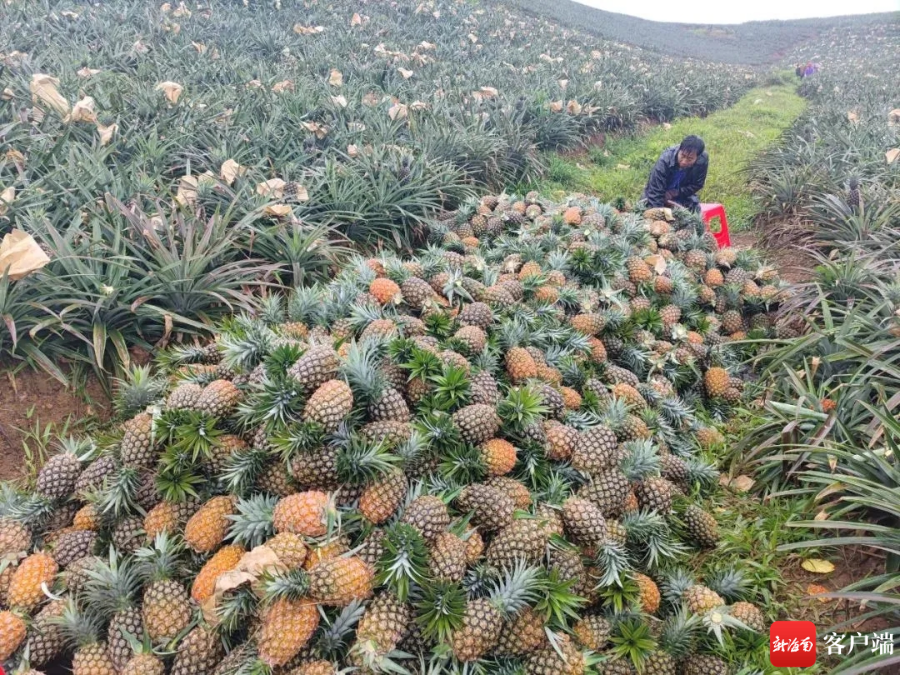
top-left (770, 620), bottom-right (817, 667)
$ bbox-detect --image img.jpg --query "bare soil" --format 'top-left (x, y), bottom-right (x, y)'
top-left (731, 230), bottom-right (815, 283)
top-left (0, 361), bottom-right (110, 481)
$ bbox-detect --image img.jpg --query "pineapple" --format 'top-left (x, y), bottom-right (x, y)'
top-left (730, 601), bottom-right (765, 632)
top-left (626, 257), bottom-right (652, 284)
top-left (580, 470), bottom-right (630, 517)
top-left (685, 585), bottom-right (725, 614)
top-left (52, 529), bottom-right (97, 567)
top-left (360, 468), bottom-right (407, 524)
top-left (524, 633), bottom-right (584, 675)
top-left (633, 572), bottom-right (661, 614)
top-left (170, 625), bottom-right (224, 675)
top-left (258, 599), bottom-right (320, 667)
top-left (451, 565), bottom-right (541, 661)
top-left (36, 448), bottom-right (83, 499)
top-left (573, 614), bottom-right (611, 650)
top-left (456, 483), bottom-right (515, 532)
top-left (369, 278), bottom-right (401, 305)
top-left (56, 600), bottom-right (117, 675)
top-left (505, 347), bottom-right (538, 383)
top-left (287, 346), bottom-right (340, 393)
top-left (703, 368), bottom-right (730, 398)
top-left (351, 591), bottom-right (411, 669)
top-left (136, 534), bottom-right (191, 641)
top-left (571, 426), bottom-right (618, 475)
top-left (562, 497), bottom-right (607, 547)
top-left (274, 491), bottom-right (330, 537)
top-left (682, 655), bottom-right (730, 675)
top-left (0, 517), bottom-right (31, 556)
top-left (495, 607), bottom-right (547, 656)
top-left (485, 476), bottom-right (532, 509)
top-left (196, 379), bottom-right (242, 417)
top-left (25, 598), bottom-right (66, 666)
top-left (191, 544), bottom-right (244, 603)
top-left (401, 496), bottom-right (450, 544)
top-left (428, 531), bottom-right (467, 582)
top-left (454, 325), bottom-right (487, 354)
top-left (7, 551), bottom-right (58, 612)
top-left (0, 609), bottom-right (26, 660)
top-left (684, 505), bottom-right (719, 549)
top-left (303, 380), bottom-right (353, 432)
top-left (184, 495), bottom-right (236, 553)
top-left (400, 277), bottom-right (437, 311)
top-left (457, 301), bottom-right (494, 329)
top-left (480, 438), bottom-right (517, 476)
top-left (143, 498), bottom-right (200, 539)
top-left (544, 421), bottom-right (577, 460)
top-left (452, 404), bottom-right (500, 445)
top-left (634, 477), bottom-right (675, 513)
top-left (308, 556), bottom-right (374, 606)
top-left (486, 517), bottom-right (549, 568)
top-left (720, 310), bottom-right (744, 335)
top-left (121, 413), bottom-right (155, 469)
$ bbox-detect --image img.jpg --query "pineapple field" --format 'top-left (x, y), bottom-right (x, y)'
top-left (0, 0), bottom-right (899, 674)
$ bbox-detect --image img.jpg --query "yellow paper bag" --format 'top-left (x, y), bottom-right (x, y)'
top-left (0, 229), bottom-right (51, 281)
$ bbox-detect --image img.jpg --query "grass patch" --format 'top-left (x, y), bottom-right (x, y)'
top-left (528, 85), bottom-right (806, 231)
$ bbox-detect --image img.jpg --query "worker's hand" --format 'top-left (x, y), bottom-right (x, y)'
top-left (664, 190), bottom-right (678, 201)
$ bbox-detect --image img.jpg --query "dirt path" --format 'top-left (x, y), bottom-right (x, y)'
top-left (730, 230), bottom-right (815, 283)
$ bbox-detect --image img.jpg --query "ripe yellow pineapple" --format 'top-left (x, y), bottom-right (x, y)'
top-left (308, 556), bottom-right (374, 606)
top-left (304, 539), bottom-right (350, 571)
top-left (611, 383), bottom-right (646, 409)
top-left (258, 599), bottom-right (320, 667)
top-left (369, 278), bottom-right (401, 304)
top-left (184, 495), bottom-right (236, 554)
top-left (264, 533), bottom-right (308, 569)
top-left (685, 584), bottom-right (725, 614)
top-left (464, 530), bottom-right (484, 564)
top-left (633, 572), bottom-right (661, 614)
top-left (196, 379), bottom-right (242, 418)
top-left (518, 260), bottom-right (542, 280)
top-left (7, 551), bottom-right (58, 612)
top-left (273, 492), bottom-right (330, 537)
top-left (703, 367), bottom-right (730, 398)
top-left (303, 380), bottom-right (353, 432)
top-left (191, 544), bottom-right (244, 603)
top-left (505, 347), bottom-right (537, 383)
top-left (559, 386), bottom-right (582, 410)
top-left (626, 256), bottom-right (652, 284)
top-left (0, 609), bottom-right (25, 660)
top-left (480, 438), bottom-right (517, 476)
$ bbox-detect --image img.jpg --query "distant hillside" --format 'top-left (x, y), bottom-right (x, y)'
top-left (503, 0), bottom-right (896, 65)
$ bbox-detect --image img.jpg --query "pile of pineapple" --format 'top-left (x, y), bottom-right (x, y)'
top-left (0, 193), bottom-right (789, 675)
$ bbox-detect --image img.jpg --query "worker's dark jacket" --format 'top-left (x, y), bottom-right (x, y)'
top-left (641, 144), bottom-right (708, 212)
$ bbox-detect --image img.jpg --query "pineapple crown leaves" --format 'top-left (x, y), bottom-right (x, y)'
top-left (161, 409), bottom-right (224, 463)
top-left (333, 433), bottom-right (401, 486)
top-left (619, 509), bottom-right (687, 570)
top-left (339, 339), bottom-right (389, 407)
top-left (214, 585), bottom-right (258, 637)
top-left (413, 579), bottom-right (467, 645)
top-left (400, 344), bottom-right (445, 382)
top-left (437, 443), bottom-right (488, 487)
top-left (440, 267), bottom-right (474, 308)
top-left (219, 316), bottom-right (278, 372)
top-left (52, 595), bottom-right (107, 650)
top-left (83, 547), bottom-right (142, 614)
top-left (486, 560), bottom-right (543, 617)
top-left (659, 568), bottom-right (696, 608)
top-left (271, 420), bottom-right (327, 465)
top-left (0, 484), bottom-right (55, 530)
top-left (155, 343), bottom-right (218, 371)
top-left (262, 342), bottom-right (305, 379)
top-left (288, 285), bottom-right (326, 325)
top-left (532, 566), bottom-right (587, 630)
top-left (226, 494), bottom-right (277, 549)
top-left (497, 384), bottom-right (549, 431)
top-left (607, 619), bottom-right (658, 672)
top-left (656, 606), bottom-right (700, 658)
top-left (592, 540), bottom-right (632, 589)
top-left (95, 465), bottom-right (143, 519)
top-left (220, 447), bottom-right (269, 497)
top-left (257, 567), bottom-right (311, 605)
top-left (423, 312), bottom-right (454, 340)
top-left (424, 363), bottom-right (472, 413)
top-left (699, 606), bottom-right (754, 647)
top-left (618, 440), bottom-right (661, 483)
top-left (314, 599), bottom-right (367, 661)
top-left (134, 532), bottom-right (189, 584)
top-left (113, 364), bottom-right (167, 418)
top-left (376, 522), bottom-right (429, 603)
top-left (704, 565), bottom-right (752, 603)
top-left (256, 294), bottom-right (286, 326)
top-left (235, 372), bottom-right (307, 434)
top-left (347, 300), bottom-right (387, 334)
top-left (414, 411), bottom-right (462, 456)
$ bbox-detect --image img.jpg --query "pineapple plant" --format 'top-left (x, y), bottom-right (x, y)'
top-left (55, 598), bottom-right (117, 675)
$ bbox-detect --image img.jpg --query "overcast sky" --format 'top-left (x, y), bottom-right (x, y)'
top-left (572, 0), bottom-right (898, 24)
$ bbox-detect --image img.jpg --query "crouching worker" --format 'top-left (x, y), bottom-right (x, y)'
top-left (641, 135), bottom-right (708, 213)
